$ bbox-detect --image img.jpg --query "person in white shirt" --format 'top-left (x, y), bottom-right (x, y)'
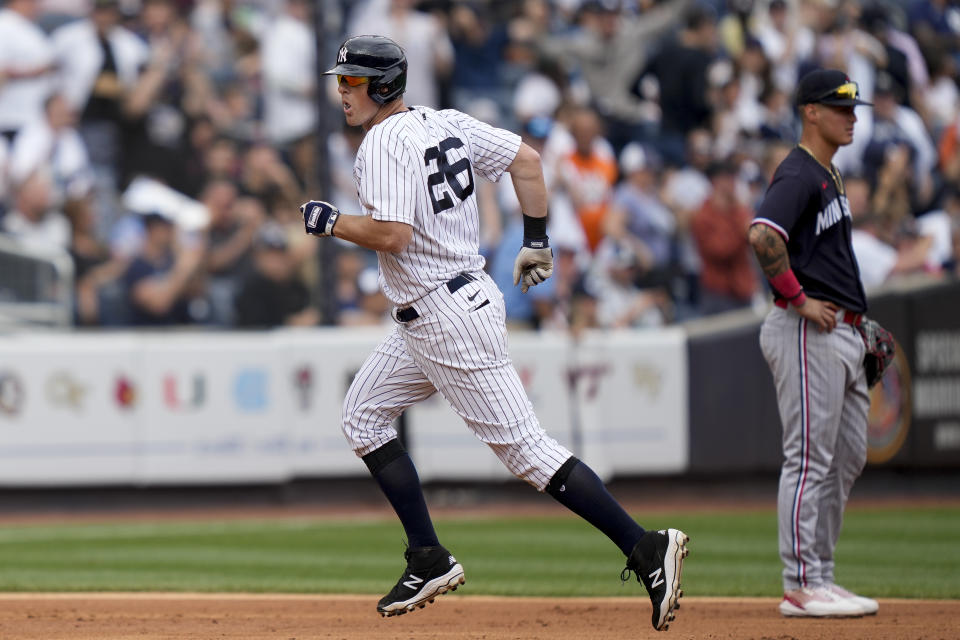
top-left (847, 174), bottom-right (932, 289)
top-left (1, 170), bottom-right (71, 254)
top-left (260, 0), bottom-right (315, 147)
top-left (50, 0), bottom-right (150, 239)
top-left (0, 0), bottom-right (57, 140)
top-left (9, 93), bottom-right (93, 209)
top-left (51, 0), bottom-right (149, 119)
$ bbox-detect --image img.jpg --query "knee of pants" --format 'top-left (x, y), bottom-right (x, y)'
top-left (484, 430), bottom-right (570, 492)
top-left (340, 396), bottom-right (398, 457)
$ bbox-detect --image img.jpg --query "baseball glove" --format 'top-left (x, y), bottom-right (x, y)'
top-left (856, 318), bottom-right (895, 388)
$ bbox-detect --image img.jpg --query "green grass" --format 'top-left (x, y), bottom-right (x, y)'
top-left (0, 506), bottom-right (956, 598)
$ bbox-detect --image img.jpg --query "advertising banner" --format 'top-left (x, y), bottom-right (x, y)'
top-left (0, 333), bottom-right (141, 485)
top-left (276, 327), bottom-right (386, 478)
top-left (137, 334), bottom-right (292, 483)
top-left (574, 328), bottom-right (689, 478)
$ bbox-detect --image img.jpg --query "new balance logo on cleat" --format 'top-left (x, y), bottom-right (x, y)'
top-left (377, 545), bottom-right (466, 618)
top-left (623, 528), bottom-right (690, 631)
top-left (648, 567), bottom-right (665, 589)
top-left (402, 575), bottom-right (423, 590)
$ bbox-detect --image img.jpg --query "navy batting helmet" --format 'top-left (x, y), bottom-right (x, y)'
top-left (325, 35), bottom-right (407, 105)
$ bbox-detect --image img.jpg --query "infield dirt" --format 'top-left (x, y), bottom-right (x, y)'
top-left (0, 593), bottom-right (956, 640)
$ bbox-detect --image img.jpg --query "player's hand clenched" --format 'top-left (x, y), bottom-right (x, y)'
top-left (796, 297), bottom-right (839, 333)
top-left (300, 200), bottom-right (341, 237)
top-left (513, 245), bottom-right (554, 294)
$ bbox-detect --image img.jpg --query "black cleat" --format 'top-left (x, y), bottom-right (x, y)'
top-left (377, 545), bottom-right (465, 617)
top-left (622, 529), bottom-right (690, 631)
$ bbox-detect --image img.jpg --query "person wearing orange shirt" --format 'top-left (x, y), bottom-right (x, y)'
top-left (557, 107), bottom-right (618, 252)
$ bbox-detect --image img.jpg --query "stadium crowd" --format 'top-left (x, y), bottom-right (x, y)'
top-left (0, 0), bottom-right (957, 330)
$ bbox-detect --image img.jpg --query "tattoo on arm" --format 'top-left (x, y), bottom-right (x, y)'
top-left (748, 224), bottom-right (790, 278)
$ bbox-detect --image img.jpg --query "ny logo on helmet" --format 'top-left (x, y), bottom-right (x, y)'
top-left (338, 46), bottom-right (348, 63)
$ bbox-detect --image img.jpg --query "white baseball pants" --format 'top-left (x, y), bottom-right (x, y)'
top-left (342, 271), bottom-right (571, 491)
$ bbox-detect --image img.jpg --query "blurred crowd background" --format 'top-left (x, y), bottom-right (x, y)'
top-left (0, 0), bottom-right (958, 332)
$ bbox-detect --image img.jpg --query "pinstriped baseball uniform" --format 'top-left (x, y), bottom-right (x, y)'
top-left (342, 106), bottom-right (572, 490)
top-left (755, 147), bottom-right (870, 591)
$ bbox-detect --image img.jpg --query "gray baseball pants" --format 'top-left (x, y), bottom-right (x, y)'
top-left (760, 305), bottom-right (869, 591)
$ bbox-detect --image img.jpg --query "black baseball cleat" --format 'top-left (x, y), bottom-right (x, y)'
top-left (377, 545), bottom-right (465, 617)
top-left (622, 528), bottom-right (690, 631)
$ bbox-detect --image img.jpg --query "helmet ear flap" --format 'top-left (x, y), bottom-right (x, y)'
top-left (368, 63), bottom-right (407, 105)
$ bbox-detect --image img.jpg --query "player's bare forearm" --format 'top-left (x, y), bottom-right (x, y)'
top-left (332, 213), bottom-right (412, 253)
top-left (748, 223), bottom-right (790, 278)
top-left (508, 143), bottom-right (548, 219)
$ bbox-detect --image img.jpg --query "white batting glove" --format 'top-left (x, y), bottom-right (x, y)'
top-left (513, 245), bottom-right (554, 294)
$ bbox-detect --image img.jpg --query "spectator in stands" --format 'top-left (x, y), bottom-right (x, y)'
top-left (689, 159), bottom-right (758, 315)
top-left (0, 0), bottom-right (56, 144)
top-left (9, 93), bottom-right (94, 212)
top-left (661, 128), bottom-right (714, 317)
top-left (861, 3), bottom-right (930, 111)
top-left (51, 0), bottom-right (150, 239)
top-left (234, 222), bottom-right (318, 328)
top-left (814, 1), bottom-right (885, 175)
top-left (260, 0), bottom-right (316, 188)
top-left (447, 2), bottom-right (510, 123)
top-left (189, 0), bottom-right (262, 85)
top-left (604, 142), bottom-right (675, 293)
top-left (201, 135), bottom-right (241, 184)
top-left (67, 184), bottom-right (128, 326)
top-left (122, 209), bottom-right (209, 326)
top-left (755, 0), bottom-right (816, 94)
top-left (202, 179), bottom-right (262, 325)
top-left (121, 0), bottom-right (206, 195)
top-left (333, 246), bottom-right (389, 327)
top-left (908, 0), bottom-right (960, 61)
top-left (848, 173), bottom-right (934, 289)
top-left (587, 238), bottom-right (669, 328)
top-left (863, 71), bottom-right (937, 210)
top-left (328, 122), bottom-right (366, 213)
top-left (348, 0), bottom-right (454, 110)
top-left (925, 49), bottom-right (959, 135)
top-left (641, 3), bottom-right (719, 166)
top-left (0, 170), bottom-right (71, 254)
top-left (237, 143), bottom-right (303, 218)
top-left (556, 106), bottom-right (618, 253)
top-left (868, 141), bottom-right (915, 240)
top-left (538, 0), bottom-right (692, 153)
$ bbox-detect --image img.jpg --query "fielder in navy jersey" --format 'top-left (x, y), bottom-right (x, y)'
top-left (299, 35), bottom-right (688, 630)
top-left (749, 69), bottom-right (879, 618)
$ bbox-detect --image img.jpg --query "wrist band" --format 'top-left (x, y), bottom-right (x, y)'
top-left (522, 213), bottom-right (547, 239)
top-left (769, 270), bottom-right (806, 307)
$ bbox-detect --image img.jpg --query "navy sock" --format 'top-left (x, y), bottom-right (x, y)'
top-left (362, 440), bottom-right (439, 549)
top-left (546, 457), bottom-right (645, 557)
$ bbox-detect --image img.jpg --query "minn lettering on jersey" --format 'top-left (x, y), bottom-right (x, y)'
top-left (814, 195), bottom-right (851, 236)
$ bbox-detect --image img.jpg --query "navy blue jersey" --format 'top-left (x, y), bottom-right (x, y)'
top-left (754, 147), bottom-right (867, 313)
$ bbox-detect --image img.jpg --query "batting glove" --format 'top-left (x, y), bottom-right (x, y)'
top-left (513, 241), bottom-right (554, 294)
top-left (300, 200), bottom-right (341, 237)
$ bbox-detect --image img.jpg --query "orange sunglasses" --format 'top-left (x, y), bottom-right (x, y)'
top-left (337, 75), bottom-right (370, 87)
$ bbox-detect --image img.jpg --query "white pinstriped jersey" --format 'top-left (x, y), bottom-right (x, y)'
top-left (354, 106), bottom-right (521, 306)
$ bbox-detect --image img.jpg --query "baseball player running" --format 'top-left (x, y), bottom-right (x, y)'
top-left (749, 69), bottom-right (879, 618)
top-left (300, 35), bottom-right (688, 630)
